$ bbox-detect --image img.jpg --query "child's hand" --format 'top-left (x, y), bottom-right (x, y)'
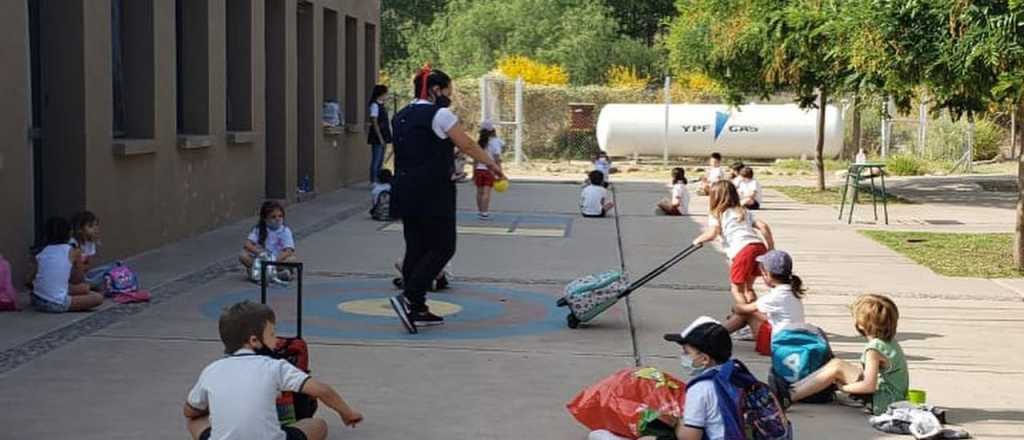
top-left (340, 409), bottom-right (364, 427)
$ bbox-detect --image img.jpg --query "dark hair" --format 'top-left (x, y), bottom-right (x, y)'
top-left (740, 166), bottom-right (754, 179)
top-left (218, 301), bottom-right (276, 354)
top-left (478, 127), bottom-right (496, 149)
top-left (257, 200), bottom-right (285, 247)
top-left (671, 167), bottom-right (688, 185)
top-left (710, 152), bottom-right (722, 161)
top-left (43, 217), bottom-right (71, 247)
top-left (71, 210), bottom-right (99, 242)
top-left (413, 67), bottom-right (452, 100)
top-left (369, 85), bottom-right (389, 105)
top-left (377, 168), bottom-right (394, 184)
top-left (588, 170), bottom-right (605, 186)
top-left (731, 161), bottom-right (745, 173)
top-left (769, 273), bottom-right (806, 299)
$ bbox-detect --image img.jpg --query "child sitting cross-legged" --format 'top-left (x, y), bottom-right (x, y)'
top-left (580, 170), bottom-right (615, 218)
top-left (30, 217), bottom-right (104, 313)
top-left (184, 301), bottom-right (363, 440)
top-left (778, 294), bottom-right (908, 414)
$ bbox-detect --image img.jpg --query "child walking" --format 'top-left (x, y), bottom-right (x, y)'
top-left (473, 121), bottom-right (504, 220)
top-left (184, 301), bottom-right (363, 440)
top-left (30, 217), bottom-right (103, 313)
top-left (692, 181), bottom-right (775, 326)
top-left (580, 171), bottom-right (615, 218)
top-left (240, 201), bottom-right (298, 280)
top-left (782, 294), bottom-right (908, 415)
top-left (656, 168), bottom-right (690, 216)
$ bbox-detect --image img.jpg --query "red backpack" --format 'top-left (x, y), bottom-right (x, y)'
top-left (0, 255), bottom-right (18, 311)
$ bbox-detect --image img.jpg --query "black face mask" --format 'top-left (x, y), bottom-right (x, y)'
top-left (432, 91), bottom-right (451, 108)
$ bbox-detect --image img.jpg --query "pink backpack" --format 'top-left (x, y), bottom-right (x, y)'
top-left (103, 262), bottom-right (140, 296)
top-left (0, 255), bottom-right (18, 311)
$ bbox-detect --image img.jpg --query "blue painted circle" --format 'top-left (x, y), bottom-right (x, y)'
top-left (200, 279), bottom-right (565, 340)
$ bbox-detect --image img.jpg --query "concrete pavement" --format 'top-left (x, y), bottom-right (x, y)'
top-left (0, 178), bottom-right (1021, 439)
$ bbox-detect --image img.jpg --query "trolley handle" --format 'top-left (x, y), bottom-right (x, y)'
top-left (618, 243), bottom-right (702, 299)
top-left (260, 261), bottom-right (304, 339)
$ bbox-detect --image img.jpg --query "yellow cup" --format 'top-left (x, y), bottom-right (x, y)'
top-left (907, 389), bottom-right (927, 405)
top-left (493, 179), bottom-right (509, 193)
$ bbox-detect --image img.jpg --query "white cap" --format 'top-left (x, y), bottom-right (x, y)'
top-left (480, 120), bottom-right (495, 131)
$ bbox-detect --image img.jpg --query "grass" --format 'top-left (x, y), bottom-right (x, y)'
top-left (771, 159), bottom-right (850, 174)
top-left (772, 185), bottom-right (912, 205)
top-left (860, 231), bottom-right (1023, 278)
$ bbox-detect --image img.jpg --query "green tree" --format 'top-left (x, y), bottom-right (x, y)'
top-left (382, 0), bottom-right (449, 76)
top-left (604, 0), bottom-right (677, 45)
top-left (401, 0), bottom-right (658, 85)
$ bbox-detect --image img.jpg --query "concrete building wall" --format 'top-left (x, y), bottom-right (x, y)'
top-left (0, 0), bottom-right (380, 284)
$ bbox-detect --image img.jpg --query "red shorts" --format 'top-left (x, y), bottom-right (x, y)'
top-left (474, 169), bottom-right (495, 187)
top-left (730, 243), bottom-right (768, 285)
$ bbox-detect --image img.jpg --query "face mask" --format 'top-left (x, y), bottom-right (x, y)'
top-left (680, 354), bottom-right (709, 377)
top-left (433, 91), bottom-right (451, 108)
top-left (267, 219), bottom-right (283, 231)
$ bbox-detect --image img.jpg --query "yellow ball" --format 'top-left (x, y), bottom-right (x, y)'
top-left (493, 179), bottom-right (509, 193)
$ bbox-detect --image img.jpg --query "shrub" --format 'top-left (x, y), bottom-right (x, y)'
top-left (885, 154), bottom-right (926, 176)
top-left (498, 55), bottom-right (569, 86)
top-left (607, 65), bottom-right (651, 89)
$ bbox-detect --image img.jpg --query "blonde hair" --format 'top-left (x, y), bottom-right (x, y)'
top-left (851, 294), bottom-right (900, 342)
top-left (709, 180), bottom-right (746, 221)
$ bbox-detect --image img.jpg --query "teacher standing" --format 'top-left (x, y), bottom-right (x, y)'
top-left (388, 67), bottom-right (504, 334)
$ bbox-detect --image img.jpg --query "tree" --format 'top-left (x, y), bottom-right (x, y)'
top-left (604, 0), bottom-right (677, 45)
top-left (667, 0), bottom-right (851, 190)
top-left (401, 0), bottom-right (659, 85)
top-left (382, 0), bottom-right (450, 76)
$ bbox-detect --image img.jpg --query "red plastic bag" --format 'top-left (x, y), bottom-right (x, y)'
top-left (567, 367), bottom-right (686, 438)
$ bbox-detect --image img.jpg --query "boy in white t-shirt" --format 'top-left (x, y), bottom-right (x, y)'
top-left (580, 171), bottom-right (615, 217)
top-left (662, 317), bottom-right (735, 440)
top-left (699, 152), bottom-right (725, 195)
top-left (736, 166), bottom-right (763, 210)
top-left (593, 152), bottom-right (611, 184)
top-left (184, 301), bottom-right (362, 440)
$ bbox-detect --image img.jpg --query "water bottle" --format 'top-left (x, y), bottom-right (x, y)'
top-left (855, 148), bottom-right (867, 164)
top-left (301, 175), bottom-right (312, 193)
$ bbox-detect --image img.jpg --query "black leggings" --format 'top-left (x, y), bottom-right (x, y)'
top-left (401, 215), bottom-right (457, 311)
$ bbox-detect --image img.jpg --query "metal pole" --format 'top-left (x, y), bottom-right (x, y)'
top-left (918, 98), bottom-right (927, 157)
top-left (1012, 105), bottom-right (1017, 159)
top-left (514, 77), bottom-right (524, 166)
top-left (663, 76), bottom-right (671, 166)
top-left (480, 76), bottom-right (488, 123)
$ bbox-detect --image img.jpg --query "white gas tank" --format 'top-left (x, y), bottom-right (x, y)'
top-left (596, 103), bottom-right (843, 159)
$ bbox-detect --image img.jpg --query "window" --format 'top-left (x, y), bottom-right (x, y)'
top-left (112, 0), bottom-right (155, 139)
top-left (344, 16), bottom-right (358, 124)
top-left (226, 0), bottom-right (252, 131)
top-left (365, 23), bottom-right (377, 102)
top-left (323, 9), bottom-right (339, 102)
top-left (176, 0), bottom-right (210, 135)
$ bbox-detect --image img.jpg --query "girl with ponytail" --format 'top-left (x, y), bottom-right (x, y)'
top-left (727, 249), bottom-right (808, 340)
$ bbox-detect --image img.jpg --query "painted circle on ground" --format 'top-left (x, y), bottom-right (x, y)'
top-left (200, 279), bottom-right (565, 340)
top-left (338, 298), bottom-right (463, 317)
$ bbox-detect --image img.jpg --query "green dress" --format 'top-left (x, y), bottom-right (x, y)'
top-left (861, 338), bottom-right (909, 415)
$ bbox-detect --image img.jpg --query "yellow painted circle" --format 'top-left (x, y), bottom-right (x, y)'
top-left (338, 299), bottom-right (463, 317)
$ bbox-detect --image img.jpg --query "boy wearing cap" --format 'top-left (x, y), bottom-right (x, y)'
top-left (474, 121), bottom-right (504, 220)
top-left (663, 317), bottom-right (735, 440)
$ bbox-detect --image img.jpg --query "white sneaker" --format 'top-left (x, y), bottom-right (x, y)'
top-left (733, 326), bottom-right (755, 341)
top-left (478, 212), bottom-right (491, 220)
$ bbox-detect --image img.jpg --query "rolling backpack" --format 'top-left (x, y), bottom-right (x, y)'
top-left (689, 359), bottom-right (792, 440)
top-left (370, 190), bottom-right (393, 221)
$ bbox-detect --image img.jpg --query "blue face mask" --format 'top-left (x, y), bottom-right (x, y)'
top-left (267, 219), bottom-right (283, 231)
top-left (680, 354), bottom-right (709, 377)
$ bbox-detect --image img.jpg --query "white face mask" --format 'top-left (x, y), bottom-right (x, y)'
top-left (680, 353), bottom-right (709, 377)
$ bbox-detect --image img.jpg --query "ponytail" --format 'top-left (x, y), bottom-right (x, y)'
top-left (789, 274), bottom-right (806, 298)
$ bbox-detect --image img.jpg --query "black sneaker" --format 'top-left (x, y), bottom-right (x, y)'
top-left (389, 296), bottom-right (417, 334)
top-left (392, 277), bottom-right (404, 289)
top-left (410, 310), bottom-right (445, 326)
top-left (433, 275), bottom-right (450, 291)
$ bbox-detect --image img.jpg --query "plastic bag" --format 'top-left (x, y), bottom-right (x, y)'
top-left (568, 367), bottom-right (686, 439)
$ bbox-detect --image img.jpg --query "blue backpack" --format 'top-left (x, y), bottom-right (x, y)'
top-left (689, 359), bottom-right (792, 440)
top-left (771, 327), bottom-right (832, 383)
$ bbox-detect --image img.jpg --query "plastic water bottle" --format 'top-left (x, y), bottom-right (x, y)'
top-left (855, 148), bottom-right (867, 164)
top-left (300, 175), bottom-right (312, 193)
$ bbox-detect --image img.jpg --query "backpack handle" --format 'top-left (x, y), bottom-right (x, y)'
top-left (260, 261), bottom-right (304, 338)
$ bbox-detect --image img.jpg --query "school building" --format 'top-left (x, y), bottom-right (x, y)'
top-left (0, 1), bottom-right (382, 282)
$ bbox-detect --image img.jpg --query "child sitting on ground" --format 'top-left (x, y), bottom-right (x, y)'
top-left (692, 181), bottom-right (776, 335)
top-left (656, 168), bottom-right (690, 216)
top-left (736, 166), bottom-right (763, 210)
top-left (780, 294), bottom-right (908, 414)
top-left (729, 161), bottom-right (745, 185)
top-left (727, 250), bottom-right (805, 344)
top-left (69, 210), bottom-right (108, 289)
top-left (580, 171), bottom-right (615, 218)
top-left (371, 169), bottom-right (392, 203)
top-left (698, 152), bottom-right (725, 195)
top-left (240, 201), bottom-right (298, 280)
top-left (593, 152), bottom-right (611, 184)
top-left (184, 301), bottom-right (363, 440)
top-left (29, 217), bottom-right (104, 313)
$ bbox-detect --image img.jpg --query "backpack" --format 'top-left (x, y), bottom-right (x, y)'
top-left (0, 255), bottom-right (17, 311)
top-left (371, 190), bottom-right (393, 221)
top-left (102, 262), bottom-right (140, 296)
top-left (770, 325), bottom-right (836, 403)
top-left (690, 359), bottom-right (792, 440)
